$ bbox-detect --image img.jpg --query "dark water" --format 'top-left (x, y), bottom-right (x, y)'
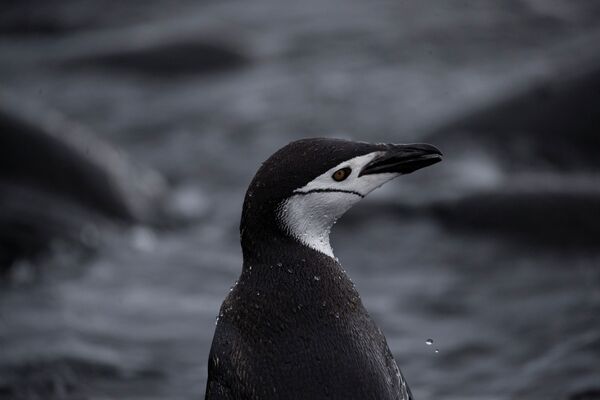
top-left (1, 1), bottom-right (599, 399)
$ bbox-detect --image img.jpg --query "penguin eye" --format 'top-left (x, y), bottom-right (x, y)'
top-left (332, 167), bottom-right (351, 182)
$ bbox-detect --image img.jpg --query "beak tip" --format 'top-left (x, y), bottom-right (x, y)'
top-left (406, 143), bottom-right (443, 157)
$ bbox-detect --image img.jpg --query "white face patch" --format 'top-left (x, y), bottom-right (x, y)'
top-left (278, 151), bottom-right (399, 258)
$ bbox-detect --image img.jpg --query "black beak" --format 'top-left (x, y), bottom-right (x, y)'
top-left (359, 143), bottom-right (443, 176)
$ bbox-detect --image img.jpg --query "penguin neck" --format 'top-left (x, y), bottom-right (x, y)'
top-left (241, 215), bottom-right (337, 266)
top-left (240, 197), bottom-right (339, 265)
top-left (241, 232), bottom-right (354, 298)
top-left (277, 196), bottom-right (338, 259)
top-left (241, 222), bottom-right (336, 267)
top-left (239, 207), bottom-right (359, 310)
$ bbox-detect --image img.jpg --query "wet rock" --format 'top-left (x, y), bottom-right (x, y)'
top-left (65, 38), bottom-right (248, 78)
top-left (0, 102), bottom-right (166, 271)
top-left (569, 388), bottom-right (600, 400)
top-left (0, 357), bottom-right (162, 400)
top-left (0, 1), bottom-right (173, 38)
top-left (0, 109), bottom-right (134, 222)
top-left (428, 56), bottom-right (600, 172)
top-left (0, 1), bottom-right (93, 37)
top-left (431, 188), bottom-right (600, 247)
top-left (0, 181), bottom-right (105, 274)
top-left (423, 40), bottom-right (600, 247)
top-left (0, 359), bottom-right (102, 399)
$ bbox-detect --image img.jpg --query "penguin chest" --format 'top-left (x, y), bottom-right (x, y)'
top-left (220, 302), bottom-right (406, 400)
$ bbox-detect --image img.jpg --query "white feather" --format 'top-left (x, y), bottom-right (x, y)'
top-left (279, 151), bottom-right (399, 258)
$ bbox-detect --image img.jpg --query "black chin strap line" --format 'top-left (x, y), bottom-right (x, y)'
top-left (292, 188), bottom-right (364, 198)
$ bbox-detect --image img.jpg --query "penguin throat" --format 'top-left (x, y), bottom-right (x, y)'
top-left (278, 192), bottom-right (359, 259)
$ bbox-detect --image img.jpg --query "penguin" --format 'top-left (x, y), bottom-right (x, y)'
top-left (205, 138), bottom-right (442, 400)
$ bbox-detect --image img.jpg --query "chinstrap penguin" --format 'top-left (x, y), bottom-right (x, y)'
top-left (205, 138), bottom-right (442, 400)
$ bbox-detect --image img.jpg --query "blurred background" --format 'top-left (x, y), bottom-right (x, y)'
top-left (1, 1), bottom-right (599, 399)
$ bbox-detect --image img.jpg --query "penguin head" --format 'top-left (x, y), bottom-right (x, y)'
top-left (241, 138), bottom-right (442, 259)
